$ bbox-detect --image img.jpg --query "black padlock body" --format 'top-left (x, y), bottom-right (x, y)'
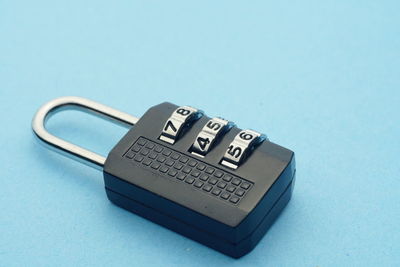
top-left (103, 102), bottom-right (296, 258)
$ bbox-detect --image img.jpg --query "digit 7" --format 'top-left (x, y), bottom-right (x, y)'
top-left (164, 120), bottom-right (177, 132)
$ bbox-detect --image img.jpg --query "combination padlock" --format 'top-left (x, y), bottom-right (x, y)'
top-left (32, 96), bottom-right (296, 258)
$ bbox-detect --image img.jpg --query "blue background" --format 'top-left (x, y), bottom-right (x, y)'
top-left (1, 1), bottom-right (399, 266)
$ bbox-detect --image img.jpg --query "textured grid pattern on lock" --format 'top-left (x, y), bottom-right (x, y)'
top-left (123, 137), bottom-right (253, 205)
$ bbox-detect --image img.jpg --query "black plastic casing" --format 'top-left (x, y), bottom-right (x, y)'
top-left (103, 102), bottom-right (296, 258)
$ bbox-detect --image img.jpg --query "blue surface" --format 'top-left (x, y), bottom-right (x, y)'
top-left (1, 1), bottom-right (399, 266)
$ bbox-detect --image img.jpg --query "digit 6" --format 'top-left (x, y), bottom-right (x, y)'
top-left (239, 132), bottom-right (253, 140)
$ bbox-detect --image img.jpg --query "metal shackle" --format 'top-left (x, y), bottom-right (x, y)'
top-left (32, 96), bottom-right (139, 170)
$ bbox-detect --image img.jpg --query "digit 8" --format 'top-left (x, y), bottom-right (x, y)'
top-left (176, 108), bottom-right (191, 116)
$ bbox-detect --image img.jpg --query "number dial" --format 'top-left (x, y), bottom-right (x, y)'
top-left (191, 118), bottom-right (234, 157)
top-left (159, 106), bottom-right (203, 144)
top-left (221, 130), bottom-right (266, 169)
